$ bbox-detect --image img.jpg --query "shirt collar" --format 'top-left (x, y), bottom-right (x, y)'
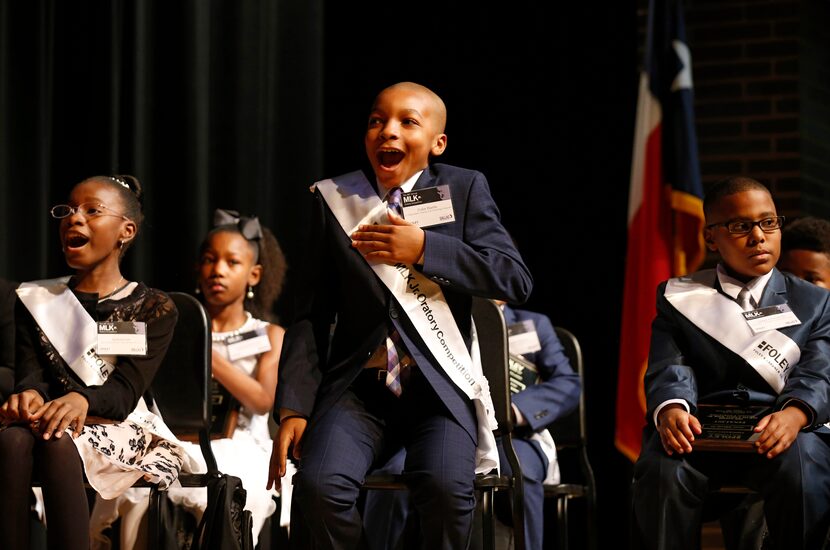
top-left (377, 170), bottom-right (424, 200)
top-left (716, 263), bottom-right (774, 306)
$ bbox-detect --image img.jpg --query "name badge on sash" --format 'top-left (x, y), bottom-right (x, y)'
top-left (401, 185), bottom-right (455, 228)
top-left (225, 327), bottom-right (271, 361)
top-left (508, 319), bottom-right (542, 356)
top-left (97, 321), bottom-right (147, 356)
top-left (742, 304), bottom-right (801, 335)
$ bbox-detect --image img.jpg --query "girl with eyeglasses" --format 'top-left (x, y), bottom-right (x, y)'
top-left (0, 175), bottom-right (193, 550)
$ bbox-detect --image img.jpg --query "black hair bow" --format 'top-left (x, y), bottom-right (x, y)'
top-left (213, 208), bottom-right (263, 240)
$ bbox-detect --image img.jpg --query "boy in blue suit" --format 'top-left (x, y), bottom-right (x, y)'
top-left (631, 176), bottom-right (830, 549)
top-left (268, 82), bottom-right (533, 549)
top-left (362, 301), bottom-right (581, 550)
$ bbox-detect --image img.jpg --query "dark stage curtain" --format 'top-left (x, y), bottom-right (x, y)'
top-left (0, 0), bottom-right (322, 319)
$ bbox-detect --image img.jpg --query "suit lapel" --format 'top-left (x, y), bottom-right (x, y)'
top-left (759, 268), bottom-right (787, 307)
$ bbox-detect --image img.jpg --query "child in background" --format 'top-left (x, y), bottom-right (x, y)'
top-left (167, 208), bottom-right (287, 545)
top-left (1, 175), bottom-right (188, 550)
top-left (779, 216), bottom-right (830, 288)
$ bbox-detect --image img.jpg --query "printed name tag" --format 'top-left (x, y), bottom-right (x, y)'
top-left (97, 321), bottom-right (147, 356)
top-left (508, 319), bottom-right (542, 356)
top-left (401, 185), bottom-right (455, 228)
top-left (742, 304), bottom-right (801, 334)
top-left (225, 327), bottom-right (271, 361)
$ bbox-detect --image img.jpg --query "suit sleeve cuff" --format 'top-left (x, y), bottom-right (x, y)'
top-left (780, 398), bottom-right (816, 429)
top-left (511, 403), bottom-right (527, 427)
top-left (653, 399), bottom-right (689, 428)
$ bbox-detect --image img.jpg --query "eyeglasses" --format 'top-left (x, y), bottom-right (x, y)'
top-left (50, 202), bottom-right (128, 220)
top-left (705, 216), bottom-right (785, 235)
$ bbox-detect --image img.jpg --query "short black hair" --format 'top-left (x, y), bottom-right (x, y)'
top-left (703, 176), bottom-right (771, 220)
top-left (782, 217), bottom-right (830, 255)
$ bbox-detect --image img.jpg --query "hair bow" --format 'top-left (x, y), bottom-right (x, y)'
top-left (213, 208), bottom-right (263, 241)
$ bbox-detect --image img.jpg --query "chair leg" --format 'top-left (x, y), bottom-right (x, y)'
top-left (557, 496), bottom-right (569, 550)
top-left (481, 488), bottom-right (496, 550)
top-left (147, 486), bottom-right (161, 547)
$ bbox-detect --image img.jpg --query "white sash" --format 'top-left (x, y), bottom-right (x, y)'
top-left (16, 278), bottom-right (180, 443)
top-left (664, 270), bottom-right (799, 393)
top-left (315, 173), bottom-right (499, 474)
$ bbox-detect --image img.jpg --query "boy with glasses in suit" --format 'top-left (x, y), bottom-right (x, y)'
top-left (632, 176), bottom-right (830, 549)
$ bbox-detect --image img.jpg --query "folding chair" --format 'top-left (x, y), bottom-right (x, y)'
top-left (543, 327), bottom-right (597, 550)
top-left (145, 291), bottom-right (225, 544)
top-left (361, 296), bottom-right (526, 550)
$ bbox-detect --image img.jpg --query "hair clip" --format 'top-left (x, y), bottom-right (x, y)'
top-left (110, 176), bottom-right (129, 190)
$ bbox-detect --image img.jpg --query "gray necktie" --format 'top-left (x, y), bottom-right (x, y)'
top-left (737, 287), bottom-right (755, 311)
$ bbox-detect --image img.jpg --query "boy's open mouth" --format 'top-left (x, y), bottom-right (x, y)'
top-left (377, 149), bottom-right (405, 168)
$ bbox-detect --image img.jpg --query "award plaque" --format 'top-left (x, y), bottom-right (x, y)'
top-left (507, 353), bottom-right (540, 395)
top-left (693, 404), bottom-right (772, 452)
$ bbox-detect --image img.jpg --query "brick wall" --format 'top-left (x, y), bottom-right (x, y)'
top-left (637, 0), bottom-right (830, 218)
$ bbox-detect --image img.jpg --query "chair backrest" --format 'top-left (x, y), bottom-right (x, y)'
top-left (471, 297), bottom-right (513, 435)
top-left (151, 291), bottom-right (218, 472)
top-left (546, 326), bottom-right (587, 449)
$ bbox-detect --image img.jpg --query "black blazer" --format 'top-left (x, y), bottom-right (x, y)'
top-left (0, 278), bottom-right (18, 402)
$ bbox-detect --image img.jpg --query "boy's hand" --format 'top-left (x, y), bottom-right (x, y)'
top-left (657, 404), bottom-right (701, 455)
top-left (267, 416), bottom-right (307, 489)
top-left (351, 212), bottom-right (425, 265)
top-left (753, 406), bottom-right (808, 459)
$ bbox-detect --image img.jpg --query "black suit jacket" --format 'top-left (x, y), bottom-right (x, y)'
top-left (0, 278), bottom-right (18, 402)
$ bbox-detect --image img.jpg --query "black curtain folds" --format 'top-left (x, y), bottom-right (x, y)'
top-left (0, 0), bottom-right (323, 318)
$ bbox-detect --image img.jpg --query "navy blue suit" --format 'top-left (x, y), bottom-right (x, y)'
top-left (363, 305), bottom-right (580, 550)
top-left (277, 164), bottom-right (533, 549)
top-left (632, 269), bottom-right (830, 549)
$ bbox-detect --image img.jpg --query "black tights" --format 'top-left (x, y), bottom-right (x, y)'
top-left (0, 426), bottom-right (89, 550)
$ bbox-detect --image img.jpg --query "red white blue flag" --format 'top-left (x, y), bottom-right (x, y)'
top-left (615, 0), bottom-right (706, 461)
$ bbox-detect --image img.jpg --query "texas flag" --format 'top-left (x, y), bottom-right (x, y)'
top-left (615, 0), bottom-right (706, 461)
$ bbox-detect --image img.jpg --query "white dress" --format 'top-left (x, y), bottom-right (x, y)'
top-left (164, 313), bottom-right (280, 544)
top-left (90, 313), bottom-right (287, 549)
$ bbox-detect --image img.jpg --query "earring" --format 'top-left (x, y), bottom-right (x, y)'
top-left (117, 240), bottom-right (124, 249)
top-left (194, 283), bottom-right (201, 294)
top-left (246, 286), bottom-right (255, 299)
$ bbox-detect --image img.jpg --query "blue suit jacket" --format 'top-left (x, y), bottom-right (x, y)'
top-left (503, 306), bottom-right (580, 432)
top-left (277, 163), bottom-right (533, 443)
top-left (646, 268), bottom-right (830, 427)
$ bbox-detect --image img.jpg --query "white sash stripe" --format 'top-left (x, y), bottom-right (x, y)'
top-left (665, 270), bottom-right (799, 394)
top-left (315, 174), bottom-right (499, 474)
top-left (16, 279), bottom-right (185, 447)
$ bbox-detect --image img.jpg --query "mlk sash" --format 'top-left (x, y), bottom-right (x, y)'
top-left (16, 278), bottom-right (182, 443)
top-left (315, 172), bottom-right (499, 474)
top-left (664, 270), bottom-right (799, 393)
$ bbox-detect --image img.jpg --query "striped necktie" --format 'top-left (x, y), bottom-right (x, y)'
top-left (387, 187), bottom-right (404, 218)
top-left (386, 330), bottom-right (404, 396)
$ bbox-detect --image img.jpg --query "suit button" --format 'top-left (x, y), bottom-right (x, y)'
top-left (390, 309), bottom-right (399, 319)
